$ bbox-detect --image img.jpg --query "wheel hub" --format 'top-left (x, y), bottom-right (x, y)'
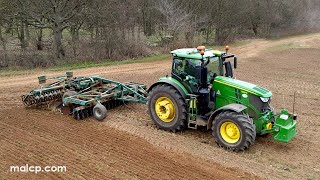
top-left (226, 124), bottom-right (238, 137)
top-left (220, 121), bottom-right (241, 144)
top-left (155, 97), bottom-right (175, 122)
top-left (96, 109), bottom-right (102, 117)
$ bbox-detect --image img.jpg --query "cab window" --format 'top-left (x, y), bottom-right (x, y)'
top-left (207, 57), bottom-right (220, 77)
top-left (172, 58), bottom-right (185, 76)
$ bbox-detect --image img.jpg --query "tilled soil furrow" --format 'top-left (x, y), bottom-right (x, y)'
top-left (0, 108), bottom-right (254, 179)
top-left (0, 134), bottom-right (98, 178)
top-left (0, 116), bottom-right (219, 179)
top-left (0, 123), bottom-right (136, 179)
top-left (0, 146), bottom-right (65, 180)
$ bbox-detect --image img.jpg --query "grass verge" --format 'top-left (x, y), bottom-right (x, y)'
top-left (265, 42), bottom-right (307, 52)
top-left (48, 54), bottom-right (171, 71)
top-left (0, 54), bottom-right (171, 77)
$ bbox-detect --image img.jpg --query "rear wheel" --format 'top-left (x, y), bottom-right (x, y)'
top-left (148, 84), bottom-right (187, 132)
top-left (212, 111), bottom-right (256, 151)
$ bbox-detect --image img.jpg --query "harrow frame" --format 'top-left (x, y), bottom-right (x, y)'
top-left (63, 76), bottom-right (148, 120)
top-left (22, 72), bottom-right (148, 121)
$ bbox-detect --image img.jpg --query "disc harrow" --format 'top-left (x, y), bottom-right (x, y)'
top-left (72, 106), bottom-right (93, 120)
top-left (71, 100), bottom-right (124, 120)
top-left (22, 89), bottom-right (64, 107)
top-left (22, 72), bottom-right (148, 121)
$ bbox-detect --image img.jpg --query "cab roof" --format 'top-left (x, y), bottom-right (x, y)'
top-left (170, 48), bottom-right (224, 59)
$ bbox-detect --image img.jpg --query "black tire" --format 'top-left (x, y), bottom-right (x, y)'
top-left (148, 84), bottom-right (187, 132)
top-left (212, 111), bottom-right (256, 151)
top-left (93, 104), bottom-right (107, 121)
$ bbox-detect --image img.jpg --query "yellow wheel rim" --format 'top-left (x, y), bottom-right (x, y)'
top-left (220, 121), bottom-right (241, 144)
top-left (155, 96), bottom-right (175, 122)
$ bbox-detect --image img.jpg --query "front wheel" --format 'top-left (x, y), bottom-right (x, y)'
top-left (212, 111), bottom-right (256, 151)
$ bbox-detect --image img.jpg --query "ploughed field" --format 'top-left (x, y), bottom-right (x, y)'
top-left (1, 33), bottom-right (320, 179)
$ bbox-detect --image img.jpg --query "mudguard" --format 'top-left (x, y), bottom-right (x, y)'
top-left (207, 103), bottom-right (247, 130)
top-left (147, 77), bottom-right (189, 99)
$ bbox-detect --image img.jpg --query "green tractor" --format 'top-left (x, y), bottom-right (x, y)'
top-left (147, 46), bottom-right (297, 151)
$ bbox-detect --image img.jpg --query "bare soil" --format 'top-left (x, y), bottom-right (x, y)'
top-left (1, 33), bottom-right (320, 179)
top-left (0, 107), bottom-right (257, 180)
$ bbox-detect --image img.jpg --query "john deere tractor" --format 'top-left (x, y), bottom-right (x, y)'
top-left (147, 46), bottom-right (297, 151)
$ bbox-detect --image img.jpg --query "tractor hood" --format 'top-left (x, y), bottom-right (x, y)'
top-left (214, 76), bottom-right (272, 98)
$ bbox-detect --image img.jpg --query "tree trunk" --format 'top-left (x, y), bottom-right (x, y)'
top-left (37, 28), bottom-right (43, 50)
top-left (0, 26), bottom-right (8, 67)
top-left (25, 20), bottom-right (30, 47)
top-left (131, 26), bottom-right (135, 40)
top-left (70, 26), bottom-right (80, 57)
top-left (18, 20), bottom-right (26, 49)
top-left (53, 25), bottom-right (65, 58)
top-left (205, 25), bottom-right (211, 45)
top-left (185, 31), bottom-right (193, 45)
top-left (215, 28), bottom-right (221, 45)
top-left (252, 23), bottom-right (258, 35)
top-left (138, 25), bottom-right (141, 40)
top-left (215, 28), bottom-right (229, 45)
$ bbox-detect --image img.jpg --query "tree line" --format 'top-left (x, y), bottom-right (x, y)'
top-left (0, 0), bottom-right (319, 68)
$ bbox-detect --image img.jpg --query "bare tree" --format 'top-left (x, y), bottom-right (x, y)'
top-left (0, 0), bottom-right (10, 67)
top-left (0, 23), bottom-right (8, 67)
top-left (155, 0), bottom-right (191, 42)
top-left (16, 0), bottom-right (88, 58)
top-left (0, 0), bottom-right (319, 69)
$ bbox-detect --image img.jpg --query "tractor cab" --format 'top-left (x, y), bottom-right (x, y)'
top-left (170, 46), bottom-right (237, 94)
top-left (170, 46), bottom-right (238, 115)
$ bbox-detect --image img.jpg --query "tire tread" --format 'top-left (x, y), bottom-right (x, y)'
top-left (148, 84), bottom-right (187, 132)
top-left (212, 111), bottom-right (256, 151)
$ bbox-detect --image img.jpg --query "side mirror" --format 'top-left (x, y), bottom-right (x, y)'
top-left (234, 56), bottom-right (237, 69)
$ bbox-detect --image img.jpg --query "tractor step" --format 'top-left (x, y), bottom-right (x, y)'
top-left (188, 118), bottom-right (208, 129)
top-left (188, 120), bottom-right (197, 129)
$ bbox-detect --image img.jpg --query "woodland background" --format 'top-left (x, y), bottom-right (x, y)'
top-left (0, 0), bottom-right (319, 68)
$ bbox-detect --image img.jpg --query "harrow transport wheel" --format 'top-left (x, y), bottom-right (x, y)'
top-left (212, 111), bottom-right (256, 151)
top-left (93, 104), bottom-right (107, 121)
top-left (148, 84), bottom-right (187, 132)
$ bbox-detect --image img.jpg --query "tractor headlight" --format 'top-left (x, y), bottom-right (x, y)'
top-left (260, 97), bottom-right (270, 103)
